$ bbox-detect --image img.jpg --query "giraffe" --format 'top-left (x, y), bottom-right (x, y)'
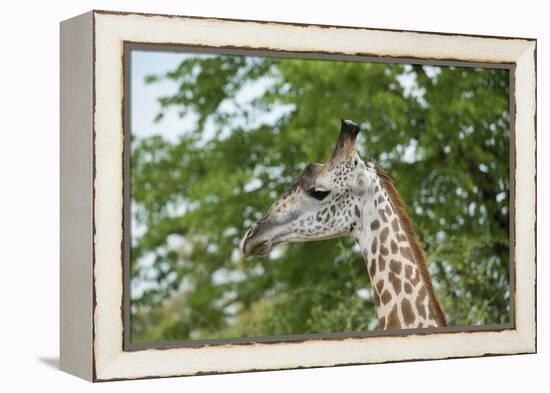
top-left (240, 119), bottom-right (447, 330)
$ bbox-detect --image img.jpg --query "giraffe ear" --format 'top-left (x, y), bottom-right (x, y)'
top-left (332, 119), bottom-right (360, 159)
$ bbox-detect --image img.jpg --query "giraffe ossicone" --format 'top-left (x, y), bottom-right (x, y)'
top-left (240, 119), bottom-right (447, 330)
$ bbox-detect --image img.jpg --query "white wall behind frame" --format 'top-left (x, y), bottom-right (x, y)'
top-left (0, 0), bottom-right (546, 392)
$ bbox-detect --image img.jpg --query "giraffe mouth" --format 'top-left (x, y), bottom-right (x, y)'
top-left (241, 236), bottom-right (273, 257)
top-left (247, 239), bottom-right (272, 256)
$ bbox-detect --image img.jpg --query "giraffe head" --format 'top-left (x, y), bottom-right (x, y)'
top-left (240, 119), bottom-right (372, 257)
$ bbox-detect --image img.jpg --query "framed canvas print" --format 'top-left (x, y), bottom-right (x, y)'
top-left (60, 10), bottom-right (537, 382)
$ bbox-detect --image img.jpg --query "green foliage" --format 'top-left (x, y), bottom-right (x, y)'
top-left (130, 54), bottom-right (510, 343)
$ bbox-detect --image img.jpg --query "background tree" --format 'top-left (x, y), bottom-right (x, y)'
top-left (130, 54), bottom-right (510, 343)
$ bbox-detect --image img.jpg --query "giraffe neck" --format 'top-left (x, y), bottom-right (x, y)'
top-left (354, 169), bottom-right (447, 329)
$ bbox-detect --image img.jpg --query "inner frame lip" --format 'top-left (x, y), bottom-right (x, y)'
top-left (121, 40), bottom-right (517, 352)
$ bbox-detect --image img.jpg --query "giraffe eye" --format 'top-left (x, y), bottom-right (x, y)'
top-left (308, 187), bottom-right (330, 201)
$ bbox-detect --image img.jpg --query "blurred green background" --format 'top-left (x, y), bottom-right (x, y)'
top-left (129, 51), bottom-right (511, 344)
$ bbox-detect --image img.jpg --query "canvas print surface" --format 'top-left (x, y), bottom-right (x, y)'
top-left (128, 49), bottom-right (511, 345)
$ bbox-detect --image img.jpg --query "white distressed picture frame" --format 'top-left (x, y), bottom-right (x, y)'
top-left (60, 10), bottom-right (536, 382)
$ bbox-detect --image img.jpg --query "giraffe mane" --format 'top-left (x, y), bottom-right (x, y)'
top-left (375, 164), bottom-right (448, 327)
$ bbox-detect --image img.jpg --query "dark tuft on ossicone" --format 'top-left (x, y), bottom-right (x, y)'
top-left (340, 119), bottom-right (360, 137)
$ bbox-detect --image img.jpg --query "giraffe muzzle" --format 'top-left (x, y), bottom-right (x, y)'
top-left (240, 222), bottom-right (274, 257)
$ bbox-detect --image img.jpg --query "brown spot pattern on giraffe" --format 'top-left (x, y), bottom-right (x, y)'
top-left (391, 217), bottom-right (400, 232)
top-left (373, 291), bottom-right (381, 308)
top-left (386, 304), bottom-right (401, 330)
top-left (401, 298), bottom-right (415, 325)
top-left (378, 209), bottom-right (387, 223)
top-left (390, 239), bottom-right (398, 254)
top-left (416, 286), bottom-right (427, 319)
top-left (400, 246), bottom-right (414, 261)
top-left (381, 290), bottom-right (392, 305)
top-left (375, 165), bottom-right (447, 327)
top-left (389, 259), bottom-right (402, 274)
top-left (371, 237), bottom-right (378, 254)
top-left (378, 255), bottom-right (386, 271)
top-left (369, 258), bottom-right (377, 278)
top-left (388, 272), bottom-right (401, 294)
top-left (379, 227), bottom-right (389, 243)
top-left (428, 301), bottom-right (437, 320)
top-left (375, 280), bottom-right (384, 294)
top-left (405, 265), bottom-right (421, 286)
top-left (396, 233), bottom-right (408, 242)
